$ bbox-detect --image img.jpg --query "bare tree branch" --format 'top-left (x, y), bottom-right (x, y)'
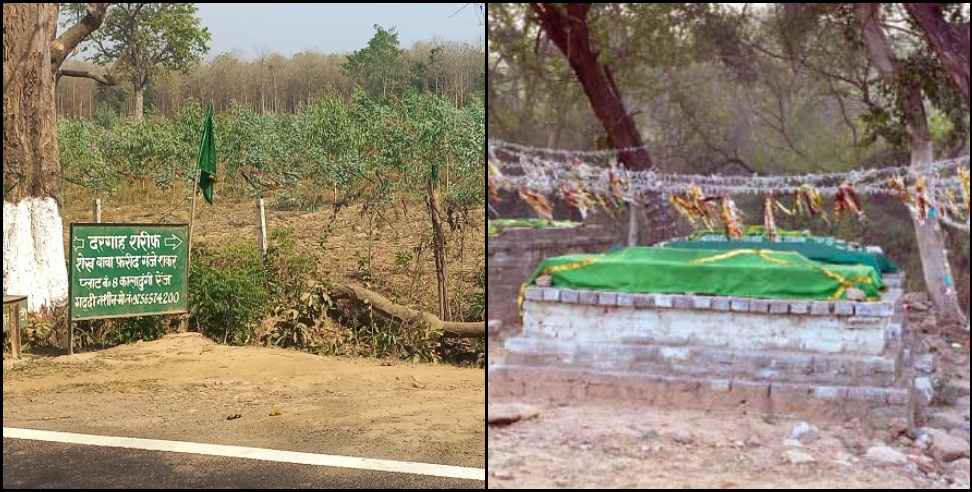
top-left (50, 3), bottom-right (110, 70)
top-left (57, 61), bottom-right (118, 85)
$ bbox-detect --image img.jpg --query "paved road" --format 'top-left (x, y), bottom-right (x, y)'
top-left (2, 439), bottom-right (484, 489)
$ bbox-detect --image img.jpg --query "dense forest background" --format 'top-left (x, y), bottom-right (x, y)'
top-left (57, 29), bottom-right (483, 119)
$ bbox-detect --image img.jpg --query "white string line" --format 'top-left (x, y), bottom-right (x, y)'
top-left (491, 165), bottom-right (966, 196)
top-left (489, 139), bottom-right (654, 157)
top-left (489, 149), bottom-right (969, 193)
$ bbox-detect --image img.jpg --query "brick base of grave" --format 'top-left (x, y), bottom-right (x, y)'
top-left (489, 272), bottom-right (939, 424)
top-left (488, 224), bottom-right (617, 332)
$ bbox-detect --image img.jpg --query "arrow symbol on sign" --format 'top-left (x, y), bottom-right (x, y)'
top-left (164, 234), bottom-right (183, 250)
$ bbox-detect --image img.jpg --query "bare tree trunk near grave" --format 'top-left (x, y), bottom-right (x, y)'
top-left (856, 3), bottom-right (968, 326)
top-left (3, 3), bottom-right (111, 312)
top-left (529, 3), bottom-right (685, 245)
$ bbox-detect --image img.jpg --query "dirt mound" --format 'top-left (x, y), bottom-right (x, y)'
top-left (48, 332), bottom-right (215, 363)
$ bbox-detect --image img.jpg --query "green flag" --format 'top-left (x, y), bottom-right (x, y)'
top-left (196, 103), bottom-right (216, 204)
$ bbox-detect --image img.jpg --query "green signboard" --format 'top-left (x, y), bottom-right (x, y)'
top-left (69, 223), bottom-right (189, 321)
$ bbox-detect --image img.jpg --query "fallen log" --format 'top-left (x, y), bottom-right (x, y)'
top-left (331, 284), bottom-right (485, 339)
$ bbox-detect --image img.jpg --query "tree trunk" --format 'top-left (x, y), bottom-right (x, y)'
top-left (133, 85), bottom-right (145, 121)
top-left (529, 3), bottom-right (652, 171)
top-left (426, 178), bottom-right (451, 322)
top-left (3, 3), bottom-right (108, 313)
top-left (855, 3), bottom-right (968, 325)
top-left (529, 3), bottom-right (684, 245)
top-left (331, 284), bottom-right (483, 339)
top-left (3, 4), bottom-right (68, 312)
top-left (910, 137), bottom-right (967, 325)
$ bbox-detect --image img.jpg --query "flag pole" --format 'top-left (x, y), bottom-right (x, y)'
top-left (188, 185), bottom-right (197, 270)
top-left (183, 171), bottom-right (198, 333)
top-left (183, 101), bottom-right (213, 333)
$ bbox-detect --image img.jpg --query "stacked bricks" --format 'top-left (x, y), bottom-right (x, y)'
top-left (487, 225), bottom-right (615, 330)
top-left (491, 270), bottom-right (931, 423)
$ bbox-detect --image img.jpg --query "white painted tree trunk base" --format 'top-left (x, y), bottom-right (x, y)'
top-left (3, 198), bottom-right (68, 312)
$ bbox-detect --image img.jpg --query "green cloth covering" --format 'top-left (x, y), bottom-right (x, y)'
top-left (526, 247), bottom-right (884, 301)
top-left (488, 218), bottom-right (579, 237)
top-left (688, 226), bottom-right (812, 241)
top-left (664, 237), bottom-right (898, 274)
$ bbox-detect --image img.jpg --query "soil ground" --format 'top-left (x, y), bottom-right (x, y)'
top-left (4, 333), bottom-right (485, 469)
top-left (488, 331), bottom-right (970, 489)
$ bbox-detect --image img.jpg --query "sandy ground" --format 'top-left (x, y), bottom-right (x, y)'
top-left (487, 334), bottom-right (969, 489)
top-left (487, 399), bottom-right (952, 489)
top-left (3, 333), bottom-right (485, 469)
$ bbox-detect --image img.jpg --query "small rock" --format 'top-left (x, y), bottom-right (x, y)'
top-left (834, 451), bottom-right (856, 466)
top-left (640, 430), bottom-right (660, 441)
top-left (925, 428), bottom-right (971, 463)
top-left (789, 422), bottom-right (820, 445)
top-left (948, 428), bottom-right (970, 444)
top-left (947, 458), bottom-right (970, 483)
top-left (492, 470), bottom-right (514, 481)
top-left (902, 292), bottom-right (929, 305)
top-left (499, 456), bottom-right (525, 468)
top-left (783, 449), bottom-right (816, 465)
top-left (887, 417), bottom-right (910, 436)
top-left (488, 404), bottom-right (541, 426)
top-left (487, 320), bottom-right (503, 336)
top-left (762, 415), bottom-right (780, 426)
top-left (916, 432), bottom-right (933, 451)
top-left (865, 445), bottom-right (909, 465)
top-left (911, 302), bottom-right (932, 312)
top-left (783, 439), bottom-right (804, 448)
top-left (671, 432), bottom-right (694, 445)
top-left (745, 436), bottom-right (762, 448)
top-left (910, 454), bottom-right (937, 474)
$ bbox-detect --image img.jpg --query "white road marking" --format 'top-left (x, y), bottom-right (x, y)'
top-left (3, 427), bottom-right (485, 482)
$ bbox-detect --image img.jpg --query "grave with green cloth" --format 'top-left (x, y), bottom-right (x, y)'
top-left (488, 218), bottom-right (580, 237)
top-left (492, 235), bottom-right (928, 423)
top-left (671, 226), bottom-right (899, 276)
top-left (523, 245), bottom-right (885, 302)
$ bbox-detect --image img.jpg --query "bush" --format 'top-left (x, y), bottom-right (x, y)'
top-left (463, 266), bottom-right (485, 322)
top-left (188, 241), bottom-right (270, 345)
top-left (108, 317), bottom-right (168, 345)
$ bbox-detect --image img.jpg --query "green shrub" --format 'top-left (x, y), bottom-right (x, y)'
top-left (188, 241), bottom-right (270, 345)
top-left (463, 266), bottom-right (485, 322)
top-left (264, 226), bottom-right (317, 305)
top-left (108, 316), bottom-right (168, 345)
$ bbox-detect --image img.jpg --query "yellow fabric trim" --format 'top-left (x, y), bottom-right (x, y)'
top-left (689, 249), bottom-right (794, 266)
top-left (690, 249), bottom-right (874, 301)
top-left (517, 257), bottom-right (600, 315)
